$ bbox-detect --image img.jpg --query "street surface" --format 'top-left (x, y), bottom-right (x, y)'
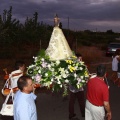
top-left (0, 78), bottom-right (120, 120)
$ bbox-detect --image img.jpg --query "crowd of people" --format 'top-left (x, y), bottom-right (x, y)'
top-left (68, 54), bottom-right (111, 120)
top-left (1, 55), bottom-right (113, 120)
top-left (0, 15), bottom-right (114, 120)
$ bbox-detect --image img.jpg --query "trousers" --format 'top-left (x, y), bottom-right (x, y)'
top-left (85, 100), bottom-right (105, 120)
top-left (69, 91), bottom-right (85, 117)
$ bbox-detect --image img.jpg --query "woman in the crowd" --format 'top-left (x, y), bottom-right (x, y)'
top-left (111, 49), bottom-right (120, 84)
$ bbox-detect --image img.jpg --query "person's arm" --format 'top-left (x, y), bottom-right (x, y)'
top-left (116, 55), bottom-right (120, 61)
top-left (104, 101), bottom-right (112, 120)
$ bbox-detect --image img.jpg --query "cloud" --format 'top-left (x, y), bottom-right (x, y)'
top-left (89, 0), bottom-right (119, 5)
top-left (0, 0), bottom-right (120, 32)
top-left (89, 20), bottom-right (120, 27)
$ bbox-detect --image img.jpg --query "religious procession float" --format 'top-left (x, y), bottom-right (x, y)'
top-left (27, 15), bottom-right (89, 96)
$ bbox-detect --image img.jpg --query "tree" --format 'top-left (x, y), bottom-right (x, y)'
top-left (106, 29), bottom-right (114, 34)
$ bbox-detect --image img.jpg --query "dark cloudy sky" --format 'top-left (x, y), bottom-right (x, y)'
top-left (0, 0), bottom-right (120, 32)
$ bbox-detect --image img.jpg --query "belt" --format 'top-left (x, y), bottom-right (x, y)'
top-left (87, 100), bottom-right (103, 107)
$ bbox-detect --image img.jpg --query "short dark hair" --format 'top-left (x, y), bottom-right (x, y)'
top-left (17, 75), bottom-right (31, 91)
top-left (15, 61), bottom-right (25, 70)
top-left (96, 64), bottom-right (106, 77)
top-left (76, 53), bottom-right (82, 57)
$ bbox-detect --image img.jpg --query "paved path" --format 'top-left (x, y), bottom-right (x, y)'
top-left (0, 86), bottom-right (85, 120)
top-left (0, 79), bottom-right (120, 120)
top-left (107, 79), bottom-right (120, 120)
top-left (35, 80), bottom-right (120, 120)
top-left (1, 64), bottom-right (120, 120)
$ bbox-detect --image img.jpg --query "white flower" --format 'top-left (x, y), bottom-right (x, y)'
top-left (29, 64), bottom-right (35, 68)
top-left (51, 62), bottom-right (55, 66)
top-left (81, 61), bottom-right (84, 64)
top-left (80, 67), bottom-right (83, 70)
top-left (60, 84), bottom-right (62, 88)
top-left (82, 80), bottom-right (85, 82)
top-left (57, 81), bottom-right (61, 84)
top-left (74, 73), bottom-right (77, 78)
top-left (68, 65), bottom-right (71, 69)
top-left (51, 68), bottom-right (55, 72)
top-left (50, 82), bottom-right (52, 84)
top-left (36, 66), bottom-right (40, 70)
top-left (55, 75), bottom-right (62, 80)
top-left (51, 78), bottom-right (54, 82)
top-left (59, 67), bottom-right (65, 72)
top-left (38, 69), bottom-right (41, 73)
top-left (62, 74), bottom-right (67, 78)
top-left (65, 70), bottom-right (69, 74)
top-left (44, 82), bottom-right (49, 86)
top-left (47, 64), bottom-right (51, 68)
top-left (32, 76), bottom-right (34, 79)
top-left (77, 84), bottom-right (82, 89)
top-left (54, 72), bottom-right (57, 75)
top-left (81, 76), bottom-right (84, 79)
top-left (75, 66), bottom-right (78, 70)
top-left (34, 57), bottom-right (38, 62)
top-left (65, 79), bottom-right (69, 83)
top-left (41, 58), bottom-right (44, 61)
top-left (56, 60), bottom-right (60, 65)
top-left (45, 73), bottom-right (48, 76)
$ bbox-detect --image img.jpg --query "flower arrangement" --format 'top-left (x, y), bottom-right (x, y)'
top-left (27, 50), bottom-right (89, 96)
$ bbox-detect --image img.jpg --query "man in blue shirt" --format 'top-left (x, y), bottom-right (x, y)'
top-left (14, 75), bottom-right (37, 120)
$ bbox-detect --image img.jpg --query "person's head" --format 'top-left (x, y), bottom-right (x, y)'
top-left (17, 75), bottom-right (34, 93)
top-left (15, 61), bottom-right (25, 71)
top-left (96, 64), bottom-right (106, 77)
top-left (113, 49), bottom-right (120, 57)
top-left (76, 53), bottom-right (82, 61)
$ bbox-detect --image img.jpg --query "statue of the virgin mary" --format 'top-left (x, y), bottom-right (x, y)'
top-left (45, 14), bottom-right (73, 60)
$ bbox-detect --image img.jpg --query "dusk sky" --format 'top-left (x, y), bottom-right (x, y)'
top-left (0, 0), bottom-right (120, 32)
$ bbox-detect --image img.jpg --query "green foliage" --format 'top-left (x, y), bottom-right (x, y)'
top-left (0, 51), bottom-right (13, 59)
top-left (37, 49), bottom-right (49, 59)
top-left (0, 6), bottom-right (120, 51)
top-left (27, 51), bottom-right (89, 95)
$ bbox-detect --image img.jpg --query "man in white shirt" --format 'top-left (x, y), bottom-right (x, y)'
top-left (10, 61), bottom-right (25, 88)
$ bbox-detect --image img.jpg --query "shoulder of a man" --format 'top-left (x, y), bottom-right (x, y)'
top-left (14, 96), bottom-right (30, 111)
top-left (14, 91), bottom-right (28, 102)
top-left (88, 77), bottom-right (96, 83)
top-left (30, 92), bottom-right (37, 100)
top-left (88, 77), bottom-right (108, 88)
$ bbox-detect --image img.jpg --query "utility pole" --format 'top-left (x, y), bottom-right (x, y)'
top-left (40, 39), bottom-right (41, 50)
top-left (75, 38), bottom-right (77, 53)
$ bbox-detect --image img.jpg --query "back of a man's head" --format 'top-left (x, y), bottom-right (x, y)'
top-left (15, 60), bottom-right (25, 70)
top-left (17, 75), bottom-right (31, 91)
top-left (96, 64), bottom-right (106, 77)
